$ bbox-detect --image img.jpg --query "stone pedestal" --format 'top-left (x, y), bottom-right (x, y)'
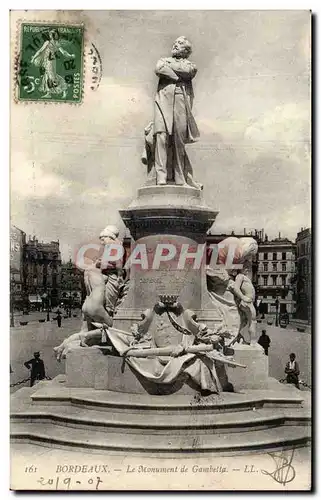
top-left (66, 184), bottom-right (270, 395)
top-left (226, 343), bottom-right (269, 391)
top-left (114, 185), bottom-right (221, 332)
top-left (66, 347), bottom-right (196, 395)
top-left (65, 344), bottom-right (271, 395)
top-left (120, 185), bottom-right (218, 241)
top-left (66, 347), bottom-right (102, 388)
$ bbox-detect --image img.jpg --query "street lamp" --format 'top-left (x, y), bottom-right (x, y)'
top-left (275, 297), bottom-right (280, 327)
top-left (43, 261), bottom-right (54, 322)
top-left (46, 289), bottom-right (51, 321)
top-left (10, 273), bottom-right (15, 327)
top-left (42, 291), bottom-right (51, 322)
top-left (47, 290), bottom-right (50, 321)
top-left (67, 260), bottom-right (73, 318)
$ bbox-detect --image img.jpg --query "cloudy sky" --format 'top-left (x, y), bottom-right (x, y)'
top-left (11, 10), bottom-right (311, 260)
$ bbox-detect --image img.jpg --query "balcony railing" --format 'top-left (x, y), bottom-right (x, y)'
top-left (258, 271), bottom-right (290, 275)
top-left (258, 284), bottom-right (289, 290)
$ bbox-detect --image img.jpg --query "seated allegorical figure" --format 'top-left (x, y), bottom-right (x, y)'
top-left (81, 224), bottom-right (126, 328)
top-left (54, 225), bottom-right (129, 361)
top-left (227, 268), bottom-right (256, 345)
top-left (206, 236), bottom-right (258, 345)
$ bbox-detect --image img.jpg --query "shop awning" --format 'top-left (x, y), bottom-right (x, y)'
top-left (28, 295), bottom-right (42, 303)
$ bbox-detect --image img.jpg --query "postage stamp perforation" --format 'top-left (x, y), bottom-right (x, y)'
top-left (13, 18), bottom-right (85, 105)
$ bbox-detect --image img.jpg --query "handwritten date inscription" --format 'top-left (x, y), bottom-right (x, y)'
top-left (37, 476), bottom-right (103, 490)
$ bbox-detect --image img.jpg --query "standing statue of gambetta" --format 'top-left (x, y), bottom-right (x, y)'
top-left (142, 36), bottom-right (202, 189)
top-left (54, 39), bottom-right (259, 395)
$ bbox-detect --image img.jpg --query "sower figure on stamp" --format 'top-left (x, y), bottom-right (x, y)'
top-left (30, 29), bottom-right (75, 99)
top-left (142, 36), bottom-right (202, 189)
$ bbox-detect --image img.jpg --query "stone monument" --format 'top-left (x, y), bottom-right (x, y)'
top-left (54, 35), bottom-right (267, 394)
top-left (11, 37), bottom-right (310, 454)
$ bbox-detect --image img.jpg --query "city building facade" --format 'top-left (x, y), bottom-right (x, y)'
top-left (60, 260), bottom-right (83, 309)
top-left (295, 228), bottom-right (311, 322)
top-left (10, 225), bottom-right (26, 309)
top-left (23, 235), bottom-right (62, 309)
top-left (256, 233), bottom-right (296, 317)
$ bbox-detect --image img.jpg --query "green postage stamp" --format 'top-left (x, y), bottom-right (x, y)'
top-left (17, 23), bottom-right (84, 103)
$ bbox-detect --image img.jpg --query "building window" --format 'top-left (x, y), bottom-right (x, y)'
top-left (263, 263), bottom-right (268, 272)
top-left (263, 276), bottom-right (268, 286)
top-left (272, 263), bottom-right (277, 271)
top-left (273, 252), bottom-right (277, 261)
top-left (264, 252), bottom-right (268, 260)
top-left (272, 275), bottom-right (277, 286)
top-left (281, 276), bottom-right (286, 286)
top-left (282, 252), bottom-right (286, 260)
top-left (282, 263), bottom-right (286, 272)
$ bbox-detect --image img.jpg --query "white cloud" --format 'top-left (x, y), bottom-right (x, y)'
top-left (244, 102), bottom-right (310, 166)
top-left (10, 152), bottom-right (71, 199)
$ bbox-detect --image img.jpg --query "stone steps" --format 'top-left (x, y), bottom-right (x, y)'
top-left (10, 420), bottom-right (311, 455)
top-left (26, 380), bottom-right (307, 415)
top-left (11, 403), bottom-right (310, 435)
top-left (10, 378), bottom-right (311, 455)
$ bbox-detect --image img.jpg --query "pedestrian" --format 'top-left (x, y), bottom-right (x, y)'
top-left (57, 309), bottom-right (62, 327)
top-left (285, 353), bottom-right (300, 389)
top-left (257, 329), bottom-right (271, 355)
top-left (24, 352), bottom-right (46, 387)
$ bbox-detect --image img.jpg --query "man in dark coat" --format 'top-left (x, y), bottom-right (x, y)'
top-left (257, 329), bottom-right (271, 355)
top-left (285, 353), bottom-right (300, 389)
top-left (56, 309), bottom-right (62, 327)
top-left (143, 36), bottom-right (201, 188)
top-left (24, 352), bottom-right (46, 387)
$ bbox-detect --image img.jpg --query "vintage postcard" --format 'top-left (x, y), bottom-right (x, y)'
top-left (10, 10), bottom-right (311, 491)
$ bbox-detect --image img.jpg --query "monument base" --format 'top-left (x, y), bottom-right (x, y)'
top-left (66, 347), bottom-right (197, 395)
top-left (66, 344), bottom-right (268, 395)
top-left (66, 347), bottom-right (232, 395)
top-left (226, 344), bottom-right (269, 391)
